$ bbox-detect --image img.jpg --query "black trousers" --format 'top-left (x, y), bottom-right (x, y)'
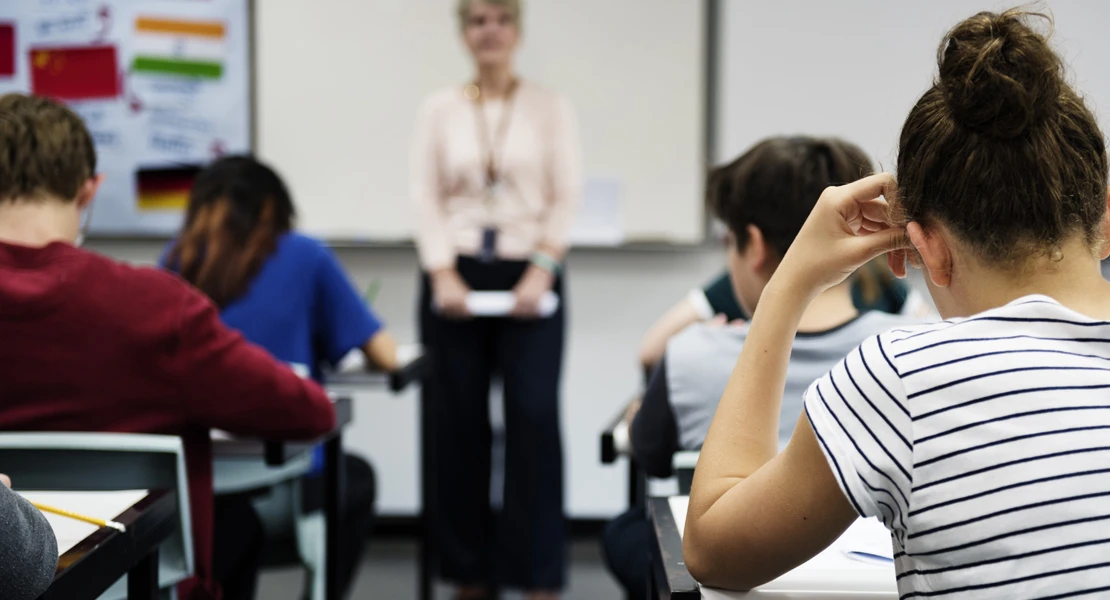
top-left (212, 453), bottom-right (377, 600)
top-left (600, 506), bottom-right (653, 600)
top-left (420, 256), bottom-right (567, 591)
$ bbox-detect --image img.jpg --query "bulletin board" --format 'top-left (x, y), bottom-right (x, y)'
top-left (0, 0), bottom-right (251, 236)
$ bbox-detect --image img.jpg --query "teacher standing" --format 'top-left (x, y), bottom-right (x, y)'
top-left (410, 1), bottom-right (581, 599)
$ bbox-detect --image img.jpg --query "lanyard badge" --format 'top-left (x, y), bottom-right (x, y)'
top-left (468, 78), bottom-right (518, 264)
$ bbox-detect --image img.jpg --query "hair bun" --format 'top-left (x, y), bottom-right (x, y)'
top-left (938, 10), bottom-right (1062, 140)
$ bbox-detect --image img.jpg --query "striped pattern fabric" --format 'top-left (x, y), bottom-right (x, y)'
top-left (805, 295), bottom-right (1110, 599)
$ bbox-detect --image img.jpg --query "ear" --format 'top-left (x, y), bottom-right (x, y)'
top-left (745, 224), bottom-right (770, 271)
top-left (1100, 187), bottom-right (1110, 260)
top-left (906, 221), bottom-right (952, 288)
top-left (76, 174), bottom-right (103, 209)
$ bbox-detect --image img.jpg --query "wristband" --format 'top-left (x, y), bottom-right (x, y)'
top-left (530, 251), bottom-right (562, 275)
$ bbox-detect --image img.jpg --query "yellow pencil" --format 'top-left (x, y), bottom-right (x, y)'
top-left (30, 501), bottom-right (127, 532)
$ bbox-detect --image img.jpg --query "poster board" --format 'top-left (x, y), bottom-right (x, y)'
top-left (0, 0), bottom-right (251, 236)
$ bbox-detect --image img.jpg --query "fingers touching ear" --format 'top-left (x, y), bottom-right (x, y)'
top-left (887, 249), bottom-right (908, 279)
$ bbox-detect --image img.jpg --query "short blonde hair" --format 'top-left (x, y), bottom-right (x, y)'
top-left (456, 0), bottom-right (521, 30)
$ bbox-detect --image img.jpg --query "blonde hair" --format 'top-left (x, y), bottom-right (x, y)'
top-left (456, 0), bottom-right (521, 30)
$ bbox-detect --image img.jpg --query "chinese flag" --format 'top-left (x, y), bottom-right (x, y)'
top-left (0, 24), bottom-right (13, 77)
top-left (30, 45), bottom-right (120, 101)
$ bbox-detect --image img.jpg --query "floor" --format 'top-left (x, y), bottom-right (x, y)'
top-left (256, 537), bottom-right (623, 600)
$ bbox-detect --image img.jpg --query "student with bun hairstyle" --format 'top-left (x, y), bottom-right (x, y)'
top-left (685, 9), bottom-right (1110, 597)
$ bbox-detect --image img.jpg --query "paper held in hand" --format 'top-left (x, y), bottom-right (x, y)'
top-left (436, 291), bottom-right (560, 318)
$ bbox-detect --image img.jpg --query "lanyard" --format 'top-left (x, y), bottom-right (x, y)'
top-left (468, 78), bottom-right (519, 189)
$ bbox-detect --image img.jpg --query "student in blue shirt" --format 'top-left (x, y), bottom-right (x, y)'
top-left (163, 155), bottom-right (398, 599)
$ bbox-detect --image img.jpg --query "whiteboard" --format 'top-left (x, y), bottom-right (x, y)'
top-left (0, 0), bottom-right (251, 236)
top-left (256, 0), bottom-right (706, 245)
top-left (716, 0), bottom-right (1110, 170)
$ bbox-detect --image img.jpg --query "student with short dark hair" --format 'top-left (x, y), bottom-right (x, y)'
top-left (0, 93), bottom-right (335, 600)
top-left (163, 155), bottom-right (398, 598)
top-left (685, 10), bottom-right (1110, 597)
top-left (602, 136), bottom-right (919, 598)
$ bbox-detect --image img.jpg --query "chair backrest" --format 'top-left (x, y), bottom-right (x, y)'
top-left (672, 450), bottom-right (699, 495)
top-left (0, 432), bottom-right (194, 599)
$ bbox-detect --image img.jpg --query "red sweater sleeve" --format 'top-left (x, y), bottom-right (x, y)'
top-left (168, 285), bottom-right (335, 439)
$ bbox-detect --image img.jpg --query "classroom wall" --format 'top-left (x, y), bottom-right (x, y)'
top-left (86, 239), bottom-right (725, 518)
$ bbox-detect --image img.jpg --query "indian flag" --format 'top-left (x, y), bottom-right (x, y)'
top-left (131, 17), bottom-right (225, 80)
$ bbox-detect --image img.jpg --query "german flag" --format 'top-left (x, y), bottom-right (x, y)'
top-left (137, 165), bottom-right (200, 211)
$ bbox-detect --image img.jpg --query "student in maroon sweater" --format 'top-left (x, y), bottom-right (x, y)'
top-left (0, 95), bottom-right (336, 599)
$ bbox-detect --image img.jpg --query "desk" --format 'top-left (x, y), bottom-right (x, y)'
top-left (650, 496), bottom-right (898, 599)
top-left (32, 489), bottom-right (177, 600)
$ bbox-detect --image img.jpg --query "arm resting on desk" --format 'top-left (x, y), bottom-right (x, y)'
top-left (0, 484), bottom-right (57, 600)
top-left (363, 330), bottom-right (400, 373)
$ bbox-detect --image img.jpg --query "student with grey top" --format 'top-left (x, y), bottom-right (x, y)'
top-left (601, 136), bottom-right (921, 599)
top-left (0, 474), bottom-right (58, 600)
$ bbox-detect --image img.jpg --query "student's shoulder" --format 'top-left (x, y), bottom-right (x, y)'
top-left (667, 321), bottom-right (749, 365)
top-left (279, 231), bottom-right (329, 256)
top-left (879, 294), bottom-right (1074, 349)
top-left (276, 233), bottom-right (349, 281)
top-left (76, 249), bottom-right (206, 312)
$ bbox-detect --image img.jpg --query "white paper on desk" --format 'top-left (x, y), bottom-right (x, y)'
top-left (840, 517), bottom-right (895, 564)
top-left (463, 291), bottom-right (559, 317)
top-left (20, 490), bottom-right (149, 555)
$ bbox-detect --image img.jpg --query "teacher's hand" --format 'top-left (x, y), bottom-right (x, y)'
top-left (432, 268), bottom-right (471, 319)
top-left (774, 173), bottom-right (911, 300)
top-left (511, 265), bottom-right (554, 319)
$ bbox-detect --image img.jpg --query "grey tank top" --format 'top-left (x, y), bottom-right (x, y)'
top-left (666, 310), bottom-right (915, 450)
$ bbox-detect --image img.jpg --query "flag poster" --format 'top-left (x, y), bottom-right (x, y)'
top-left (0, 0), bottom-right (251, 235)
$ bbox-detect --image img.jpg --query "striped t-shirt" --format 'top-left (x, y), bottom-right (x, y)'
top-left (805, 295), bottom-right (1110, 599)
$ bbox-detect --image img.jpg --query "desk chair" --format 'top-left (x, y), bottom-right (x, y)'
top-left (672, 451), bottom-right (699, 495)
top-left (213, 348), bottom-right (428, 600)
top-left (212, 430), bottom-right (328, 600)
top-left (0, 433), bottom-right (193, 600)
top-left (599, 398), bottom-right (647, 509)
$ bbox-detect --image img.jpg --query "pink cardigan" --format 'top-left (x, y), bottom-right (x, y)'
top-left (410, 81), bottom-right (583, 271)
